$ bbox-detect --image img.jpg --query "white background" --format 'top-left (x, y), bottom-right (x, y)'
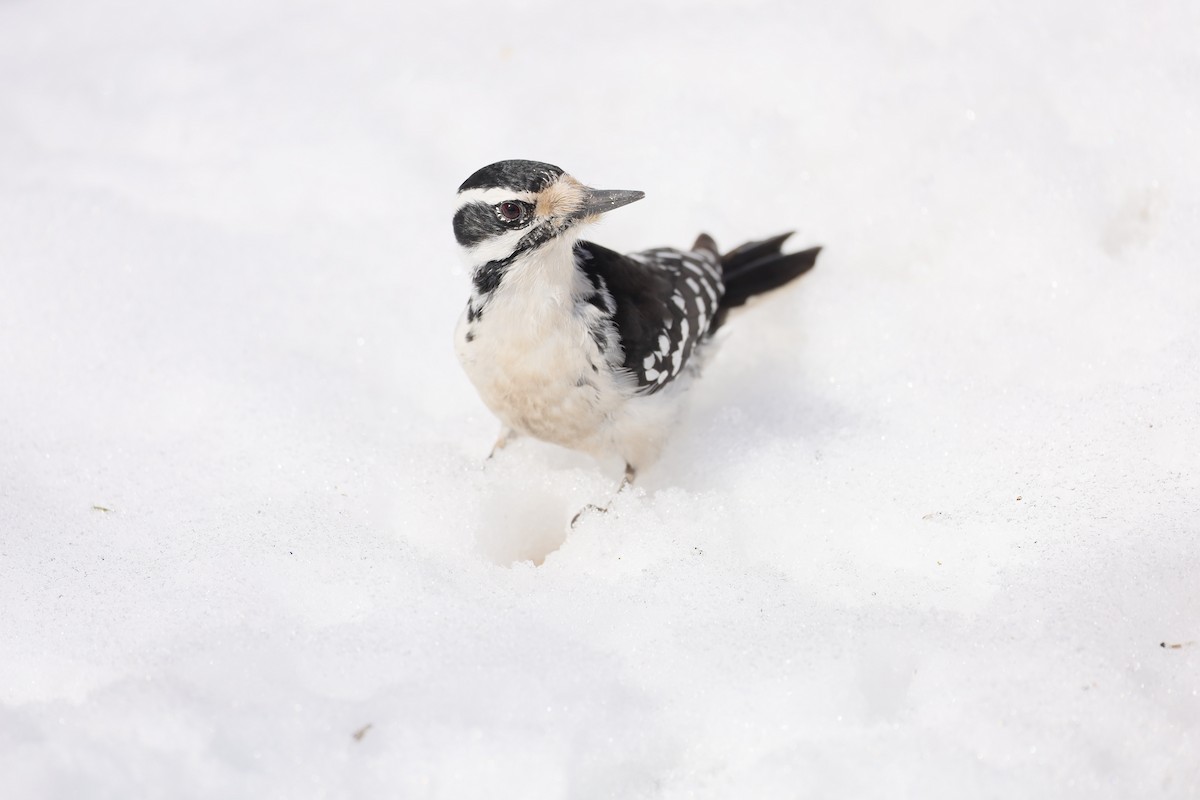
top-left (1, 0), bottom-right (1197, 797)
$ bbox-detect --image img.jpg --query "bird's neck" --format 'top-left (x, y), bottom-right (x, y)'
top-left (468, 234), bottom-right (585, 306)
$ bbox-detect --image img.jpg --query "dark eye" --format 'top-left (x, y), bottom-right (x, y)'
top-left (497, 201), bottom-right (525, 222)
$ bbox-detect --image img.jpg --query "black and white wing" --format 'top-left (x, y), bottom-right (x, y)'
top-left (575, 240), bottom-right (723, 394)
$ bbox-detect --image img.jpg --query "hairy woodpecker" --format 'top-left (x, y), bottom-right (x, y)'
top-left (453, 159), bottom-right (820, 487)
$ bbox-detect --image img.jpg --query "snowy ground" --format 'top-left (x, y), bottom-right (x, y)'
top-left (2, 0), bottom-right (1198, 797)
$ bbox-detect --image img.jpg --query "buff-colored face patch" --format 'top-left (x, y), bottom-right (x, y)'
top-left (536, 175), bottom-right (586, 219)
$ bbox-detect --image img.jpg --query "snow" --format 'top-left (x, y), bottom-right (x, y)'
top-left (1, 0), bottom-right (1198, 796)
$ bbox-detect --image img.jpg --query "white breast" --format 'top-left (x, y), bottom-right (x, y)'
top-left (455, 239), bottom-right (627, 454)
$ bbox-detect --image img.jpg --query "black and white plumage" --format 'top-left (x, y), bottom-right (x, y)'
top-left (453, 159), bottom-right (820, 482)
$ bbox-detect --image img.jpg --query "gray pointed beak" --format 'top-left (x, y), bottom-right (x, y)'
top-left (571, 187), bottom-right (645, 219)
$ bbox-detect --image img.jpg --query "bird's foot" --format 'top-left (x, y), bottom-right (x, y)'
top-left (570, 503), bottom-right (607, 528)
top-left (485, 428), bottom-right (519, 464)
top-left (570, 464), bottom-right (637, 529)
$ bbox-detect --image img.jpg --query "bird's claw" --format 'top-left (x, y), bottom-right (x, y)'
top-left (570, 503), bottom-right (608, 529)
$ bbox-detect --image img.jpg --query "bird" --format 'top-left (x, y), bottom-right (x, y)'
top-left (452, 159), bottom-right (820, 504)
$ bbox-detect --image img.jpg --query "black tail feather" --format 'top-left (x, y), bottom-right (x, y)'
top-left (720, 232), bottom-right (797, 281)
top-left (706, 232), bottom-right (821, 330)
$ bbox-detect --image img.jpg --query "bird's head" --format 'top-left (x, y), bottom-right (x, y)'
top-left (453, 160), bottom-right (644, 267)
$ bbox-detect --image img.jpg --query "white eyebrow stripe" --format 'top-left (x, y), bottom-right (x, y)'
top-left (455, 188), bottom-right (537, 210)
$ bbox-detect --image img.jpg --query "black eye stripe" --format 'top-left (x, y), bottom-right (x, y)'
top-left (453, 200), bottom-right (537, 248)
top-left (452, 202), bottom-right (500, 247)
